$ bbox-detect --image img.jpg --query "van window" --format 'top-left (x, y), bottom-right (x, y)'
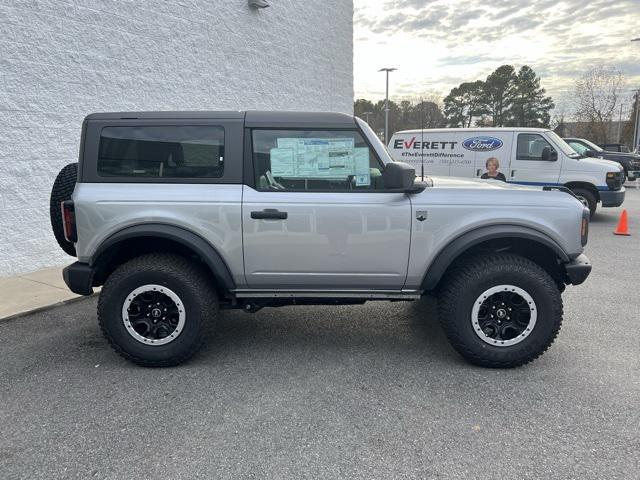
top-left (252, 129), bottom-right (386, 191)
top-left (516, 134), bottom-right (555, 161)
top-left (566, 140), bottom-right (589, 155)
top-left (98, 126), bottom-right (224, 178)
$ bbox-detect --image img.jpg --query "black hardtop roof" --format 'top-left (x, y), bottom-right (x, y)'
top-left (84, 111), bottom-right (356, 128)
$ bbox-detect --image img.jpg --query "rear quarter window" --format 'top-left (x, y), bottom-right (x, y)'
top-left (98, 126), bottom-right (224, 178)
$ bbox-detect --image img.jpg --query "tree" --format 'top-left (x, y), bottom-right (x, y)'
top-left (573, 66), bottom-right (624, 144)
top-left (482, 65), bottom-right (516, 127)
top-left (414, 100), bottom-right (445, 129)
top-left (508, 66), bottom-right (554, 127)
top-left (354, 97), bottom-right (445, 135)
top-left (443, 81), bottom-right (486, 127)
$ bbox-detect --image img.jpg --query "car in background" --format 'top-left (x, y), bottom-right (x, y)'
top-left (599, 143), bottom-right (632, 153)
top-left (564, 137), bottom-right (640, 182)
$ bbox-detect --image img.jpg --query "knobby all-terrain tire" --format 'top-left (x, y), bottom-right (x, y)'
top-left (438, 253), bottom-right (563, 368)
top-left (49, 162), bottom-right (78, 256)
top-left (571, 187), bottom-right (597, 218)
top-left (98, 253), bottom-right (219, 367)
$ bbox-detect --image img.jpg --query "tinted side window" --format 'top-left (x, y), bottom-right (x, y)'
top-left (98, 126), bottom-right (224, 178)
top-left (251, 129), bottom-right (385, 191)
top-left (516, 134), bottom-right (554, 161)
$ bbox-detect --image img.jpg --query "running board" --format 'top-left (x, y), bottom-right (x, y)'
top-left (231, 289), bottom-right (422, 300)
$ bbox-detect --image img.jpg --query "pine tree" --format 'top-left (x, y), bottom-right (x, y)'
top-left (482, 65), bottom-right (517, 127)
top-left (508, 66), bottom-right (554, 127)
top-left (443, 81), bottom-right (486, 127)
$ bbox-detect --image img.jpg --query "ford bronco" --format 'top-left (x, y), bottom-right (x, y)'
top-left (51, 111), bottom-right (592, 368)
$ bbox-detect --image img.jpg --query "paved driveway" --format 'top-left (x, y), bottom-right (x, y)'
top-left (1, 186), bottom-right (639, 479)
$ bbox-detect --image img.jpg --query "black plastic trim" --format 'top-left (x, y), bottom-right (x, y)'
top-left (63, 262), bottom-right (94, 295)
top-left (421, 224), bottom-right (571, 290)
top-left (91, 224), bottom-right (236, 290)
top-left (599, 189), bottom-right (625, 207)
top-left (564, 253), bottom-right (592, 285)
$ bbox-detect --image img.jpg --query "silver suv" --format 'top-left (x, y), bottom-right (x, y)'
top-left (51, 111), bottom-right (592, 368)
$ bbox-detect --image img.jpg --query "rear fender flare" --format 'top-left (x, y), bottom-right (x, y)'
top-left (91, 223), bottom-right (235, 290)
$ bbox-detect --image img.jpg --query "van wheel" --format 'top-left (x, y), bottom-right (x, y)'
top-left (571, 188), bottom-right (597, 217)
top-left (98, 253), bottom-right (218, 367)
top-left (438, 253), bottom-right (563, 368)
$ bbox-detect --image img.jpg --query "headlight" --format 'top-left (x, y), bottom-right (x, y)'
top-left (606, 171), bottom-right (623, 190)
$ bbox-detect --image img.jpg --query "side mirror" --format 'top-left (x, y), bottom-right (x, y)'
top-left (382, 162), bottom-right (426, 193)
top-left (541, 146), bottom-right (558, 161)
top-left (584, 150), bottom-right (596, 157)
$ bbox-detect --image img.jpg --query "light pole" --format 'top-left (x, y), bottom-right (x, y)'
top-left (361, 111), bottom-right (373, 125)
top-left (633, 39), bottom-right (640, 151)
top-left (378, 67), bottom-right (397, 145)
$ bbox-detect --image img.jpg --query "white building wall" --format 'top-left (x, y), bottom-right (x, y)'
top-left (0, 0), bottom-right (354, 276)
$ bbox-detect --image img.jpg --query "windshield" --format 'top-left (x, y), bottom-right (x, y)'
top-left (356, 117), bottom-right (394, 164)
top-left (546, 131), bottom-right (580, 157)
top-left (578, 138), bottom-right (603, 152)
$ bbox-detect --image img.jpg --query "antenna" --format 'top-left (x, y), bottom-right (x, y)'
top-left (420, 98), bottom-right (425, 179)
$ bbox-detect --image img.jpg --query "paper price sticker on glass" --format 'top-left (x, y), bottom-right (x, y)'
top-left (270, 138), bottom-right (371, 186)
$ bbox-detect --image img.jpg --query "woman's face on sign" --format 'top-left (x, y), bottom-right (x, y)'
top-left (487, 159), bottom-right (498, 173)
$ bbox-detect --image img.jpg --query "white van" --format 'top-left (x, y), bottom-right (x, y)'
top-left (388, 127), bottom-right (625, 216)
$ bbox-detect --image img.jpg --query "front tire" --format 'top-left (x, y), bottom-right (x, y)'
top-left (98, 253), bottom-right (218, 367)
top-left (438, 253), bottom-right (563, 368)
top-left (571, 188), bottom-right (597, 218)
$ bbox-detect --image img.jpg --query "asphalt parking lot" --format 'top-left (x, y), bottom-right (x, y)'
top-left (1, 185), bottom-right (639, 480)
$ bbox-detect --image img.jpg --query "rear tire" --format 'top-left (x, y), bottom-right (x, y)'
top-left (49, 163), bottom-right (78, 256)
top-left (438, 253), bottom-right (563, 368)
top-left (571, 187), bottom-right (597, 218)
top-left (98, 253), bottom-right (218, 367)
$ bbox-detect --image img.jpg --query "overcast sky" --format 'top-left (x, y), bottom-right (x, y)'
top-left (354, 0), bottom-right (640, 113)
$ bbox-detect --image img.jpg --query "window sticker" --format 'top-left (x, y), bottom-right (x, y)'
top-left (354, 148), bottom-right (371, 186)
top-left (270, 148), bottom-right (295, 176)
top-left (270, 138), bottom-right (368, 182)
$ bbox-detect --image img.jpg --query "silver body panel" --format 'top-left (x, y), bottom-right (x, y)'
top-left (73, 177), bottom-right (585, 293)
top-left (73, 183), bottom-right (246, 287)
top-left (242, 186), bottom-right (412, 289)
top-left (404, 177), bottom-right (585, 288)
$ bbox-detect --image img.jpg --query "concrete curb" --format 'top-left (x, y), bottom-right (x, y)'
top-left (0, 293), bottom-right (98, 324)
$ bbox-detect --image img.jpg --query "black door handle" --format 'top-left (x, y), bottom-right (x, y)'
top-left (251, 209), bottom-right (288, 220)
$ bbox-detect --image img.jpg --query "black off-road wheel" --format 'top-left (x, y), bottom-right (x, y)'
top-left (49, 162), bottom-right (78, 256)
top-left (571, 187), bottom-right (597, 218)
top-left (438, 253), bottom-right (563, 368)
top-left (98, 253), bottom-right (218, 367)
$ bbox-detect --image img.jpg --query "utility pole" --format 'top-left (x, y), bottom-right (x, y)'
top-left (633, 39), bottom-right (639, 151)
top-left (633, 89), bottom-right (640, 152)
top-left (378, 67), bottom-right (397, 145)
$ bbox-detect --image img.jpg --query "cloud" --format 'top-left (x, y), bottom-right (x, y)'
top-left (354, 0), bottom-right (640, 106)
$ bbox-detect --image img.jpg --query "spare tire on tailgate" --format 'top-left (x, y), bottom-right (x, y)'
top-left (50, 163), bottom-right (78, 257)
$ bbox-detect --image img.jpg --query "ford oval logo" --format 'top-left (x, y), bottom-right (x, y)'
top-left (462, 136), bottom-right (503, 151)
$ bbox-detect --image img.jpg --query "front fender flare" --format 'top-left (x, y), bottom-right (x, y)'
top-left (420, 224), bottom-right (570, 291)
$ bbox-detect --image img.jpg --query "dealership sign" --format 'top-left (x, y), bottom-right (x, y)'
top-left (462, 136), bottom-right (503, 151)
